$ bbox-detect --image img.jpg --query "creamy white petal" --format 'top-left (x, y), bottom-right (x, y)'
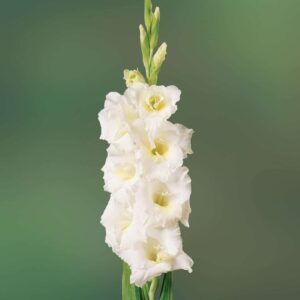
top-left (98, 92), bottom-right (138, 145)
top-left (102, 144), bottom-right (142, 193)
top-left (174, 123), bottom-right (194, 158)
top-left (101, 192), bottom-right (147, 255)
top-left (100, 194), bottom-right (133, 253)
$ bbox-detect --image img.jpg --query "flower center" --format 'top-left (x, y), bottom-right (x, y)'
top-left (145, 95), bottom-right (166, 112)
top-left (153, 192), bottom-right (169, 207)
top-left (116, 163), bottom-right (136, 180)
top-left (151, 139), bottom-right (168, 157)
top-left (148, 249), bottom-right (170, 263)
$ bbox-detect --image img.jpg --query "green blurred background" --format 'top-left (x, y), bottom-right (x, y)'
top-left (1, 0), bottom-right (300, 299)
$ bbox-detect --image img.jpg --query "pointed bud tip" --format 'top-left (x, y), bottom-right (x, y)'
top-left (154, 7), bottom-right (160, 19)
top-left (153, 42), bottom-right (168, 69)
top-left (139, 24), bottom-right (147, 41)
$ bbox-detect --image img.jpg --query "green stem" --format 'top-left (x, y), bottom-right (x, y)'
top-left (159, 272), bottom-right (173, 299)
top-left (149, 277), bottom-right (159, 300)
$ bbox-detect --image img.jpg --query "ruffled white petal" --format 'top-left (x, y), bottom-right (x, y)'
top-left (174, 123), bottom-right (194, 158)
top-left (102, 144), bottom-right (142, 193)
top-left (98, 92), bottom-right (138, 145)
top-left (124, 83), bottom-right (181, 131)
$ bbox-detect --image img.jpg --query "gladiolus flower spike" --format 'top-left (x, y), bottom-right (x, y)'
top-left (98, 1), bottom-right (194, 299)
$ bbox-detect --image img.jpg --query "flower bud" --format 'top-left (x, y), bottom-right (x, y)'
top-left (144, 0), bottom-right (153, 31)
top-left (150, 7), bottom-right (160, 50)
top-left (154, 6), bottom-right (160, 19)
top-left (153, 42), bottom-right (167, 70)
top-left (139, 24), bottom-right (147, 44)
top-left (123, 69), bottom-right (145, 87)
top-left (139, 24), bottom-right (150, 73)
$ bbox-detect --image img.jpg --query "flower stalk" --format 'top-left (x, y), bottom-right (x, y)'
top-left (149, 277), bottom-right (159, 300)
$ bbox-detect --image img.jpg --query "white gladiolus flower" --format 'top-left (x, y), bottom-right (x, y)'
top-left (125, 83), bottom-right (181, 131)
top-left (101, 194), bottom-right (133, 253)
top-left (102, 144), bottom-right (142, 193)
top-left (134, 121), bottom-right (193, 180)
top-left (101, 192), bottom-right (147, 255)
top-left (122, 226), bottom-right (193, 287)
top-left (98, 92), bottom-right (138, 145)
top-left (136, 167), bottom-right (191, 227)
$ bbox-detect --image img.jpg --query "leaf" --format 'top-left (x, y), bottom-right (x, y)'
top-left (142, 283), bottom-right (150, 300)
top-left (159, 273), bottom-right (173, 300)
top-left (122, 262), bottom-right (144, 300)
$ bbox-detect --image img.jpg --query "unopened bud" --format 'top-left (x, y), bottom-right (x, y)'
top-left (139, 24), bottom-right (150, 72)
top-left (144, 0), bottom-right (153, 31)
top-left (154, 6), bottom-right (160, 20)
top-left (153, 42), bottom-right (167, 70)
top-left (123, 69), bottom-right (146, 87)
top-left (150, 7), bottom-right (160, 50)
top-left (139, 24), bottom-right (147, 44)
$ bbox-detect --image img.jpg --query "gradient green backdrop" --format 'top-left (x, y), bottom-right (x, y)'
top-left (1, 0), bottom-right (300, 299)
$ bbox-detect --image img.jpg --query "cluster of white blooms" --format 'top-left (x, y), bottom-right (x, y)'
top-left (98, 83), bottom-right (194, 287)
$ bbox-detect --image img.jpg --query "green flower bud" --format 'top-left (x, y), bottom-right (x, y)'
top-left (148, 42), bottom-right (167, 85)
top-left (139, 24), bottom-right (147, 44)
top-left (123, 69), bottom-right (146, 87)
top-left (144, 0), bottom-right (153, 31)
top-left (153, 42), bottom-right (167, 70)
top-left (154, 6), bottom-right (160, 19)
top-left (139, 24), bottom-right (150, 75)
top-left (150, 7), bottom-right (160, 50)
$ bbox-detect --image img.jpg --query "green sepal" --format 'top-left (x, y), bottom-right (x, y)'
top-left (148, 71), bottom-right (158, 86)
top-left (142, 283), bottom-right (150, 300)
top-left (159, 273), bottom-right (173, 300)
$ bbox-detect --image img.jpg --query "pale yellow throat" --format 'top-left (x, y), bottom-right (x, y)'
top-left (148, 248), bottom-right (170, 263)
top-left (153, 192), bottom-right (169, 207)
top-left (150, 139), bottom-right (169, 157)
top-left (145, 95), bottom-right (166, 112)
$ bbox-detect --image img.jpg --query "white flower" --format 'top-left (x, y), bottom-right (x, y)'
top-left (102, 144), bottom-right (142, 194)
top-left (125, 83), bottom-right (181, 131)
top-left (98, 92), bottom-right (138, 145)
top-left (101, 194), bottom-right (133, 253)
top-left (101, 192), bottom-right (147, 255)
top-left (133, 121), bottom-right (193, 180)
top-left (136, 167), bottom-right (191, 227)
top-left (122, 226), bottom-right (193, 287)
